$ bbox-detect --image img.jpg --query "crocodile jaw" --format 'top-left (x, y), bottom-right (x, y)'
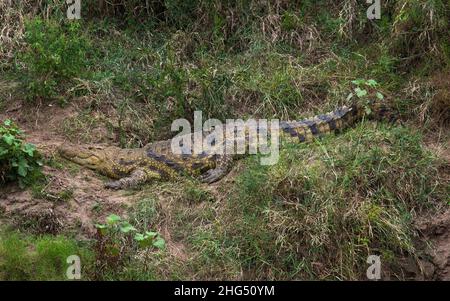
top-left (58, 144), bottom-right (108, 172)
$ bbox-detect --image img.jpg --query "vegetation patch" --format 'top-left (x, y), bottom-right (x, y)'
top-left (0, 229), bottom-right (93, 281)
top-left (0, 119), bottom-right (43, 187)
top-left (17, 18), bottom-right (91, 102)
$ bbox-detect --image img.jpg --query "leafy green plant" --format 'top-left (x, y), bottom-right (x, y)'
top-left (18, 18), bottom-right (91, 101)
top-left (0, 119), bottom-right (42, 187)
top-left (95, 214), bottom-right (165, 251)
top-left (93, 214), bottom-right (165, 276)
top-left (349, 79), bottom-right (384, 100)
top-left (347, 79), bottom-right (385, 114)
top-left (134, 231), bottom-right (166, 249)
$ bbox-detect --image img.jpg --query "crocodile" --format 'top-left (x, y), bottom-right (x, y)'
top-left (58, 102), bottom-right (397, 189)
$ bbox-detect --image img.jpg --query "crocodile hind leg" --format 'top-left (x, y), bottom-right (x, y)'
top-left (199, 155), bottom-right (233, 184)
top-left (369, 102), bottom-right (400, 124)
top-left (105, 169), bottom-right (160, 190)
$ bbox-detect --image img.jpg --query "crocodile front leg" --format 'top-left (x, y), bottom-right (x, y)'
top-left (105, 169), bottom-right (158, 190)
top-left (199, 155), bottom-right (234, 184)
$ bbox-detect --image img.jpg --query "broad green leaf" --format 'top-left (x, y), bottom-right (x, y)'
top-left (2, 134), bottom-right (15, 145)
top-left (138, 241), bottom-right (152, 248)
top-left (18, 165), bottom-right (28, 177)
top-left (23, 144), bottom-right (36, 156)
top-left (376, 92), bottom-right (384, 100)
top-left (354, 87), bottom-right (367, 98)
top-left (106, 214), bottom-right (121, 225)
top-left (4, 119), bottom-right (12, 126)
top-left (153, 237), bottom-right (166, 250)
top-left (366, 79), bottom-right (378, 87)
top-left (0, 147), bottom-right (8, 157)
top-left (119, 222), bottom-right (137, 233)
top-left (351, 79), bottom-right (365, 86)
top-left (134, 232), bottom-right (161, 249)
top-left (145, 231), bottom-right (158, 238)
top-left (134, 233), bottom-right (145, 241)
top-left (95, 224), bottom-right (108, 236)
top-left (17, 159), bottom-right (29, 177)
top-left (136, 235), bottom-right (153, 248)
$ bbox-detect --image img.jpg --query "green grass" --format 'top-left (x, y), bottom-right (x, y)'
top-left (128, 198), bottom-right (163, 232)
top-left (0, 229), bottom-right (94, 280)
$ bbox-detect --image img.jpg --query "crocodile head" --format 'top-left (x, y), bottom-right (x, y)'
top-left (58, 144), bottom-right (114, 174)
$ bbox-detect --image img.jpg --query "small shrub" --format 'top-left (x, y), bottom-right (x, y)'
top-left (95, 214), bottom-right (165, 251)
top-left (347, 78), bottom-right (385, 111)
top-left (18, 18), bottom-right (90, 101)
top-left (94, 214), bottom-right (165, 276)
top-left (0, 119), bottom-right (42, 187)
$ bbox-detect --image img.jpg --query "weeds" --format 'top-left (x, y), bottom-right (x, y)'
top-left (93, 214), bottom-right (165, 278)
top-left (129, 198), bottom-right (163, 230)
top-left (0, 119), bottom-right (43, 187)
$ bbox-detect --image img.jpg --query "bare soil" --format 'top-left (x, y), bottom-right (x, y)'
top-left (415, 210), bottom-right (450, 280)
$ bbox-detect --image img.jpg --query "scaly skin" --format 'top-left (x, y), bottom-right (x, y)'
top-left (58, 102), bottom-right (397, 189)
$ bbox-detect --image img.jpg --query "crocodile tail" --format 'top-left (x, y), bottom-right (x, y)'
top-left (280, 102), bottom-right (397, 143)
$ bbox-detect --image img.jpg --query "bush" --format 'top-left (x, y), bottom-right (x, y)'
top-left (18, 18), bottom-right (90, 101)
top-left (0, 119), bottom-right (42, 187)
